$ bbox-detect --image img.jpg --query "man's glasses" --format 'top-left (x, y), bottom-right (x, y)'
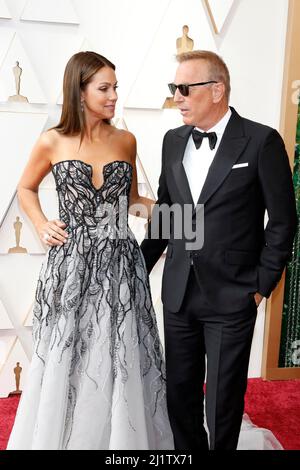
top-left (168, 81), bottom-right (217, 97)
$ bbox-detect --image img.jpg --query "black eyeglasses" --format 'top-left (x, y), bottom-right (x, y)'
top-left (168, 81), bottom-right (217, 97)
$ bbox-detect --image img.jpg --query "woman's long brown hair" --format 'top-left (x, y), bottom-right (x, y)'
top-left (52, 51), bottom-right (115, 142)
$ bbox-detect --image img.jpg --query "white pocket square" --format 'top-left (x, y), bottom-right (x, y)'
top-left (232, 163), bottom-right (249, 169)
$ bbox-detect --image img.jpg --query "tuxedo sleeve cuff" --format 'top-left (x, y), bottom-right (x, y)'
top-left (257, 265), bottom-right (282, 298)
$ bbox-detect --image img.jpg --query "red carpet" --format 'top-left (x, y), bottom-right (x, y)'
top-left (244, 378), bottom-right (300, 450)
top-left (1, 378), bottom-right (299, 450)
top-left (0, 396), bottom-right (19, 451)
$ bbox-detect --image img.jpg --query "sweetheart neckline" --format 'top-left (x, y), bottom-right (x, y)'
top-left (51, 159), bottom-right (133, 192)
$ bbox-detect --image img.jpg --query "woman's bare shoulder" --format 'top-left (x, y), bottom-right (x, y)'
top-left (35, 129), bottom-right (70, 161)
top-left (113, 128), bottom-right (136, 147)
top-left (41, 128), bottom-right (63, 146)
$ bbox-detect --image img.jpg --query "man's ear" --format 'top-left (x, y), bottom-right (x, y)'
top-left (212, 82), bottom-right (225, 103)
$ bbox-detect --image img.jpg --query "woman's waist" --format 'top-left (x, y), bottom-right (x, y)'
top-left (64, 220), bottom-right (133, 239)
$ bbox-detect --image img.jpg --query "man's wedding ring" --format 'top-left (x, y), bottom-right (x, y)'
top-left (43, 233), bottom-right (50, 242)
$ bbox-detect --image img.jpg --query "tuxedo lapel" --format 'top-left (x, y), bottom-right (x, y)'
top-left (170, 125), bottom-right (194, 207)
top-left (196, 108), bottom-right (250, 209)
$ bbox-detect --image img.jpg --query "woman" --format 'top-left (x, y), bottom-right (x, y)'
top-left (7, 51), bottom-right (174, 450)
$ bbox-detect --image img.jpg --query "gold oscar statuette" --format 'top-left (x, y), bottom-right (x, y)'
top-left (163, 25), bottom-right (194, 109)
top-left (8, 61), bottom-right (29, 103)
top-left (176, 25), bottom-right (194, 55)
top-left (8, 362), bottom-right (22, 396)
top-left (8, 216), bottom-right (28, 253)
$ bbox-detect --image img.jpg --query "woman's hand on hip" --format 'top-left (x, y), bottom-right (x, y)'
top-left (37, 219), bottom-right (68, 247)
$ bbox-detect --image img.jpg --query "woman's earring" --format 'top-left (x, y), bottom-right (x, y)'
top-left (81, 101), bottom-right (84, 112)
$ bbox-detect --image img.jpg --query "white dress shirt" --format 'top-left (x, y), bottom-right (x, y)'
top-left (182, 108), bottom-right (232, 206)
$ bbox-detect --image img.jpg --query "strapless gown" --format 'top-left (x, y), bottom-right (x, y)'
top-left (7, 159), bottom-right (174, 450)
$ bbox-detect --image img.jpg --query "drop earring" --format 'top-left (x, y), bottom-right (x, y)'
top-left (81, 101), bottom-right (84, 112)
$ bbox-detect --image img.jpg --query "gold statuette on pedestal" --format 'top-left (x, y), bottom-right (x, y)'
top-left (8, 216), bottom-right (28, 253)
top-left (8, 61), bottom-right (29, 103)
top-left (8, 362), bottom-right (22, 396)
top-left (163, 25), bottom-right (194, 109)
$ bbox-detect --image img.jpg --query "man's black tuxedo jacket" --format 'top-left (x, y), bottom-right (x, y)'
top-left (140, 107), bottom-right (297, 313)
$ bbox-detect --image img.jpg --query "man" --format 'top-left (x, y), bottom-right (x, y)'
top-left (140, 50), bottom-right (297, 450)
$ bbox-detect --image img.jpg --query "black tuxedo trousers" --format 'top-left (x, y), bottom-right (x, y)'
top-left (164, 267), bottom-right (257, 449)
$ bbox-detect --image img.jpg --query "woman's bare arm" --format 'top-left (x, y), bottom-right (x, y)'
top-left (126, 132), bottom-right (155, 220)
top-left (18, 132), bottom-right (68, 246)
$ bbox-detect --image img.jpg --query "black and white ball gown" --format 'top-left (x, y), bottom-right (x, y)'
top-left (7, 159), bottom-right (174, 450)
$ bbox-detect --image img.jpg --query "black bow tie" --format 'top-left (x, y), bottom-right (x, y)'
top-left (192, 129), bottom-right (217, 150)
